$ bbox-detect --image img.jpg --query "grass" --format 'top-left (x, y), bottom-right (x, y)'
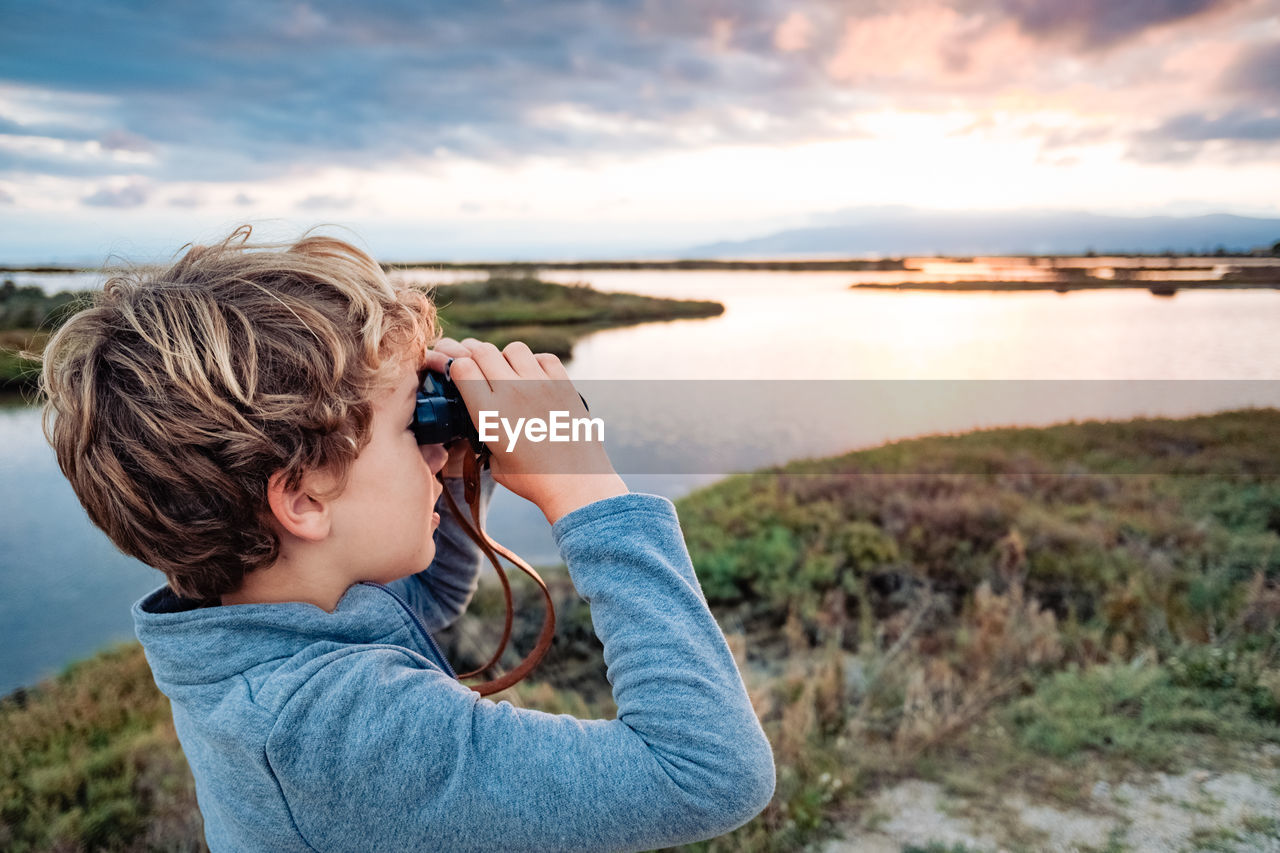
top-left (0, 329), bottom-right (48, 394)
top-left (668, 409), bottom-right (1280, 849)
top-left (428, 275), bottom-right (722, 329)
top-left (0, 275), bottom-right (723, 389)
top-left (678, 409), bottom-right (1280, 636)
top-left (1009, 664), bottom-right (1280, 767)
top-left (0, 644), bottom-right (200, 852)
top-left (427, 276), bottom-right (722, 359)
top-left (1088, 827), bottom-right (1133, 853)
top-left (1242, 814), bottom-right (1280, 835)
top-left (4, 410), bottom-right (1280, 851)
top-left (1179, 813), bottom-right (1280, 852)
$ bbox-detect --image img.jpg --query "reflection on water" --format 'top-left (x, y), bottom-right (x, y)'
top-left (536, 271), bottom-right (1280, 381)
top-left (12, 255), bottom-right (1277, 295)
top-left (3, 270), bottom-right (108, 292)
top-left (2, 269), bottom-right (1278, 693)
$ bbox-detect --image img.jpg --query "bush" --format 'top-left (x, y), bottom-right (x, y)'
top-left (0, 644), bottom-right (202, 852)
top-left (1008, 663), bottom-right (1279, 767)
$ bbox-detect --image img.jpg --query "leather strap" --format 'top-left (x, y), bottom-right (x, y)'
top-left (437, 448), bottom-right (556, 696)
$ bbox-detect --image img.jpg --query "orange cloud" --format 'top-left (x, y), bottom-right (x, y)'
top-left (825, 4), bottom-right (1040, 88)
top-left (826, 5), bottom-right (966, 82)
top-left (774, 12), bottom-right (813, 52)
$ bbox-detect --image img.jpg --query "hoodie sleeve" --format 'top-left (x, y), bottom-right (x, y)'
top-left (384, 468), bottom-right (495, 632)
top-left (265, 493), bottom-right (775, 853)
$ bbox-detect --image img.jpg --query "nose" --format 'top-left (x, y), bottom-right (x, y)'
top-left (420, 442), bottom-right (448, 475)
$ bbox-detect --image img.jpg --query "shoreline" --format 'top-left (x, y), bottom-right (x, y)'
top-left (851, 279), bottom-right (1280, 292)
top-left (4, 253), bottom-right (1277, 275)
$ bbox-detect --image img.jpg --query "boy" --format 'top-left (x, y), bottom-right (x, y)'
top-left (39, 227), bottom-right (775, 852)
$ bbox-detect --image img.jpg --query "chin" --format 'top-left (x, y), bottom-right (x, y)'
top-left (380, 556), bottom-right (436, 585)
top-left (377, 569), bottom-right (418, 585)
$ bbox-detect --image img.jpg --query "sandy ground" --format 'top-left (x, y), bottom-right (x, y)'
top-left (818, 745), bottom-right (1280, 853)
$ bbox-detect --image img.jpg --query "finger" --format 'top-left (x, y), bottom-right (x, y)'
top-left (421, 349), bottom-right (452, 374)
top-left (431, 337), bottom-right (470, 357)
top-left (501, 341), bottom-right (543, 377)
top-left (459, 338), bottom-right (517, 382)
top-left (423, 338), bottom-right (470, 373)
top-left (534, 352), bottom-right (570, 380)
top-left (446, 356), bottom-right (494, 397)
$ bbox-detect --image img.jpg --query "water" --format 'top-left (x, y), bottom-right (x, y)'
top-left (532, 270), bottom-right (1280, 380)
top-left (0, 403), bottom-right (160, 694)
top-left (2, 270), bottom-right (1278, 694)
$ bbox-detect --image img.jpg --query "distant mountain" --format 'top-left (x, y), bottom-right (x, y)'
top-left (680, 209), bottom-right (1280, 258)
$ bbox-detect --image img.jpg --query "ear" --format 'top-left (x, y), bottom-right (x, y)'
top-left (266, 470), bottom-right (332, 542)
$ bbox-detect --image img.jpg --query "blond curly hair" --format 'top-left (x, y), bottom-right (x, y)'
top-left (39, 226), bottom-right (438, 601)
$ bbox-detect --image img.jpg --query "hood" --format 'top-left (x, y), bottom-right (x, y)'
top-left (132, 581), bottom-right (422, 687)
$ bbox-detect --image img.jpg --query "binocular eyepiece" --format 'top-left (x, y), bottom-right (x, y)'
top-left (411, 360), bottom-right (481, 451)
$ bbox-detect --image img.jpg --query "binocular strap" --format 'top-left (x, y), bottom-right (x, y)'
top-left (435, 449), bottom-right (556, 697)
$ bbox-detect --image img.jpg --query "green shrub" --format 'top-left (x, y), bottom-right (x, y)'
top-left (903, 843), bottom-right (979, 853)
top-left (0, 643), bottom-right (201, 852)
top-left (1009, 663), bottom-right (1279, 767)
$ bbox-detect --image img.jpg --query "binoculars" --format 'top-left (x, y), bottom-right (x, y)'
top-left (411, 359), bottom-right (587, 452)
top-left (411, 360), bottom-right (481, 451)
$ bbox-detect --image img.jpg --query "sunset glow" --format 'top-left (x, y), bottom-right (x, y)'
top-left (1, 0), bottom-right (1278, 261)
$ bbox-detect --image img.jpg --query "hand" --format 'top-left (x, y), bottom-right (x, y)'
top-left (424, 337), bottom-right (627, 524)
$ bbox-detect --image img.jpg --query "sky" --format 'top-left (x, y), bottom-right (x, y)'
top-left (1, 0), bottom-right (1279, 262)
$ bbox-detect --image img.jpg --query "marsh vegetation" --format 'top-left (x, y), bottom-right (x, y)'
top-left (0, 276), bottom-right (723, 390)
top-left (4, 410), bottom-right (1278, 851)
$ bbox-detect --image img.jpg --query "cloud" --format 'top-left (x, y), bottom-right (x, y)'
top-left (82, 181), bottom-right (148, 207)
top-left (975, 0), bottom-right (1243, 51)
top-left (1040, 125), bottom-right (1116, 150)
top-left (0, 0), bottom-right (840, 181)
top-left (821, 0), bottom-right (1252, 92)
top-left (0, 0), bottom-right (1275, 197)
top-left (296, 193), bottom-right (356, 210)
top-left (1221, 39), bottom-right (1280, 104)
top-left (233, 192), bottom-right (256, 206)
top-left (826, 5), bottom-right (996, 83)
top-left (774, 12), bottom-right (814, 52)
top-left (1147, 108), bottom-right (1280, 142)
top-left (819, 0), bottom-right (1235, 94)
top-left (1129, 107), bottom-right (1280, 162)
top-left (0, 186), bottom-right (13, 204)
top-left (99, 129), bottom-right (153, 153)
top-left (167, 194), bottom-right (204, 208)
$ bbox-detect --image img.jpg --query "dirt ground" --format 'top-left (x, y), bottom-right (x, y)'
top-left (818, 745), bottom-right (1280, 853)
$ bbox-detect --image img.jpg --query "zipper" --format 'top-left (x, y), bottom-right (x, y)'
top-left (362, 582), bottom-right (458, 680)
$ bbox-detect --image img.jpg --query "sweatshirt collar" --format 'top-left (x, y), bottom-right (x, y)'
top-left (132, 582), bottom-right (412, 686)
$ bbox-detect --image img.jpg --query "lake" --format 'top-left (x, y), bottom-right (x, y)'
top-left (2, 268), bottom-right (1278, 694)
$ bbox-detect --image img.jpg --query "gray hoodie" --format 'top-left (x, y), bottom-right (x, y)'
top-left (133, 479), bottom-right (776, 852)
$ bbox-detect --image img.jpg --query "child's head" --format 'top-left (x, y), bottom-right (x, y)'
top-left (40, 226), bottom-right (438, 602)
